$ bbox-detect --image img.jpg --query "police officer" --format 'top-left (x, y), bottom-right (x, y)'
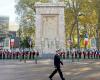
top-left (49, 50), bottom-right (65, 80)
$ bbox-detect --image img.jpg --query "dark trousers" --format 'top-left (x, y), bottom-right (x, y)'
top-left (49, 68), bottom-right (65, 80)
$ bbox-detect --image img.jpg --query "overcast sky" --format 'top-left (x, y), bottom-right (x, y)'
top-left (0, 0), bottom-right (16, 23)
top-left (0, 0), bottom-right (19, 31)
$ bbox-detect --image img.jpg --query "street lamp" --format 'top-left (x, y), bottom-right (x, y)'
top-left (41, 37), bottom-right (44, 54)
top-left (77, 12), bottom-right (85, 51)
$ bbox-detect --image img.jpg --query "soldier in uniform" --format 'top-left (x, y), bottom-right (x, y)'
top-left (49, 50), bottom-right (65, 80)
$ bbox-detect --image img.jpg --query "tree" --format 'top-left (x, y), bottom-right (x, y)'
top-left (65, 0), bottom-right (97, 49)
top-left (65, 0), bottom-right (85, 49)
top-left (15, 0), bottom-right (36, 48)
top-left (87, 0), bottom-right (100, 49)
top-left (15, 0), bottom-right (49, 48)
top-left (92, 0), bottom-right (100, 49)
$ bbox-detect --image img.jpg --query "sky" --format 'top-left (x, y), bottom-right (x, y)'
top-left (0, 0), bottom-right (19, 31)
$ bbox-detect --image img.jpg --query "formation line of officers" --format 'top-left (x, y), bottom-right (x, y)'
top-left (0, 49), bottom-right (100, 61)
top-left (0, 50), bottom-right (39, 63)
top-left (60, 50), bottom-right (100, 59)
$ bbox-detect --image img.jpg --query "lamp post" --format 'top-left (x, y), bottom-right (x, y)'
top-left (41, 38), bottom-right (44, 54)
top-left (28, 37), bottom-right (32, 52)
top-left (77, 12), bottom-right (85, 51)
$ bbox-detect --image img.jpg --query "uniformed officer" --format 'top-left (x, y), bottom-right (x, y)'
top-left (49, 50), bottom-right (65, 80)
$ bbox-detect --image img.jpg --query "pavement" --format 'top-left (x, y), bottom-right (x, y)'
top-left (0, 59), bottom-right (100, 80)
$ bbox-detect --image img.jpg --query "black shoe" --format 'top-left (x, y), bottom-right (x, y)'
top-left (49, 77), bottom-right (53, 80)
top-left (62, 78), bottom-right (65, 80)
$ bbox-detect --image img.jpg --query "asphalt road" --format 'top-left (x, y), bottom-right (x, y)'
top-left (0, 59), bottom-right (100, 80)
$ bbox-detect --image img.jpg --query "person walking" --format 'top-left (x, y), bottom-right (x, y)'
top-left (49, 50), bottom-right (65, 80)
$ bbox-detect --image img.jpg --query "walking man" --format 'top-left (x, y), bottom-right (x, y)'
top-left (49, 50), bottom-right (65, 80)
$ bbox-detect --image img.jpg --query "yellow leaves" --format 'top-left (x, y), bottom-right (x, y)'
top-left (79, 16), bottom-right (87, 24)
top-left (40, 0), bottom-right (48, 3)
top-left (79, 10), bottom-right (97, 25)
top-left (90, 10), bottom-right (98, 23)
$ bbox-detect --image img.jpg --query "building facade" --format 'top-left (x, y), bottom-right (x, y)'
top-left (0, 16), bottom-right (9, 49)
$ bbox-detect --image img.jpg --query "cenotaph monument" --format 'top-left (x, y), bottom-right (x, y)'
top-left (34, 0), bottom-right (66, 54)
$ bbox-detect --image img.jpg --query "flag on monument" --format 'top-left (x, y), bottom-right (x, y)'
top-left (10, 39), bottom-right (14, 47)
top-left (84, 33), bottom-right (88, 46)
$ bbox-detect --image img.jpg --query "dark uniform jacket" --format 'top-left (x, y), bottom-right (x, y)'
top-left (54, 54), bottom-right (63, 68)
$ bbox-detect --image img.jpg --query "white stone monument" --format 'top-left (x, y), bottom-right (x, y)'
top-left (34, 1), bottom-right (66, 53)
top-left (49, 0), bottom-right (58, 3)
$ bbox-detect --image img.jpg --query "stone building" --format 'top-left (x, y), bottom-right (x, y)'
top-left (0, 16), bottom-right (9, 49)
